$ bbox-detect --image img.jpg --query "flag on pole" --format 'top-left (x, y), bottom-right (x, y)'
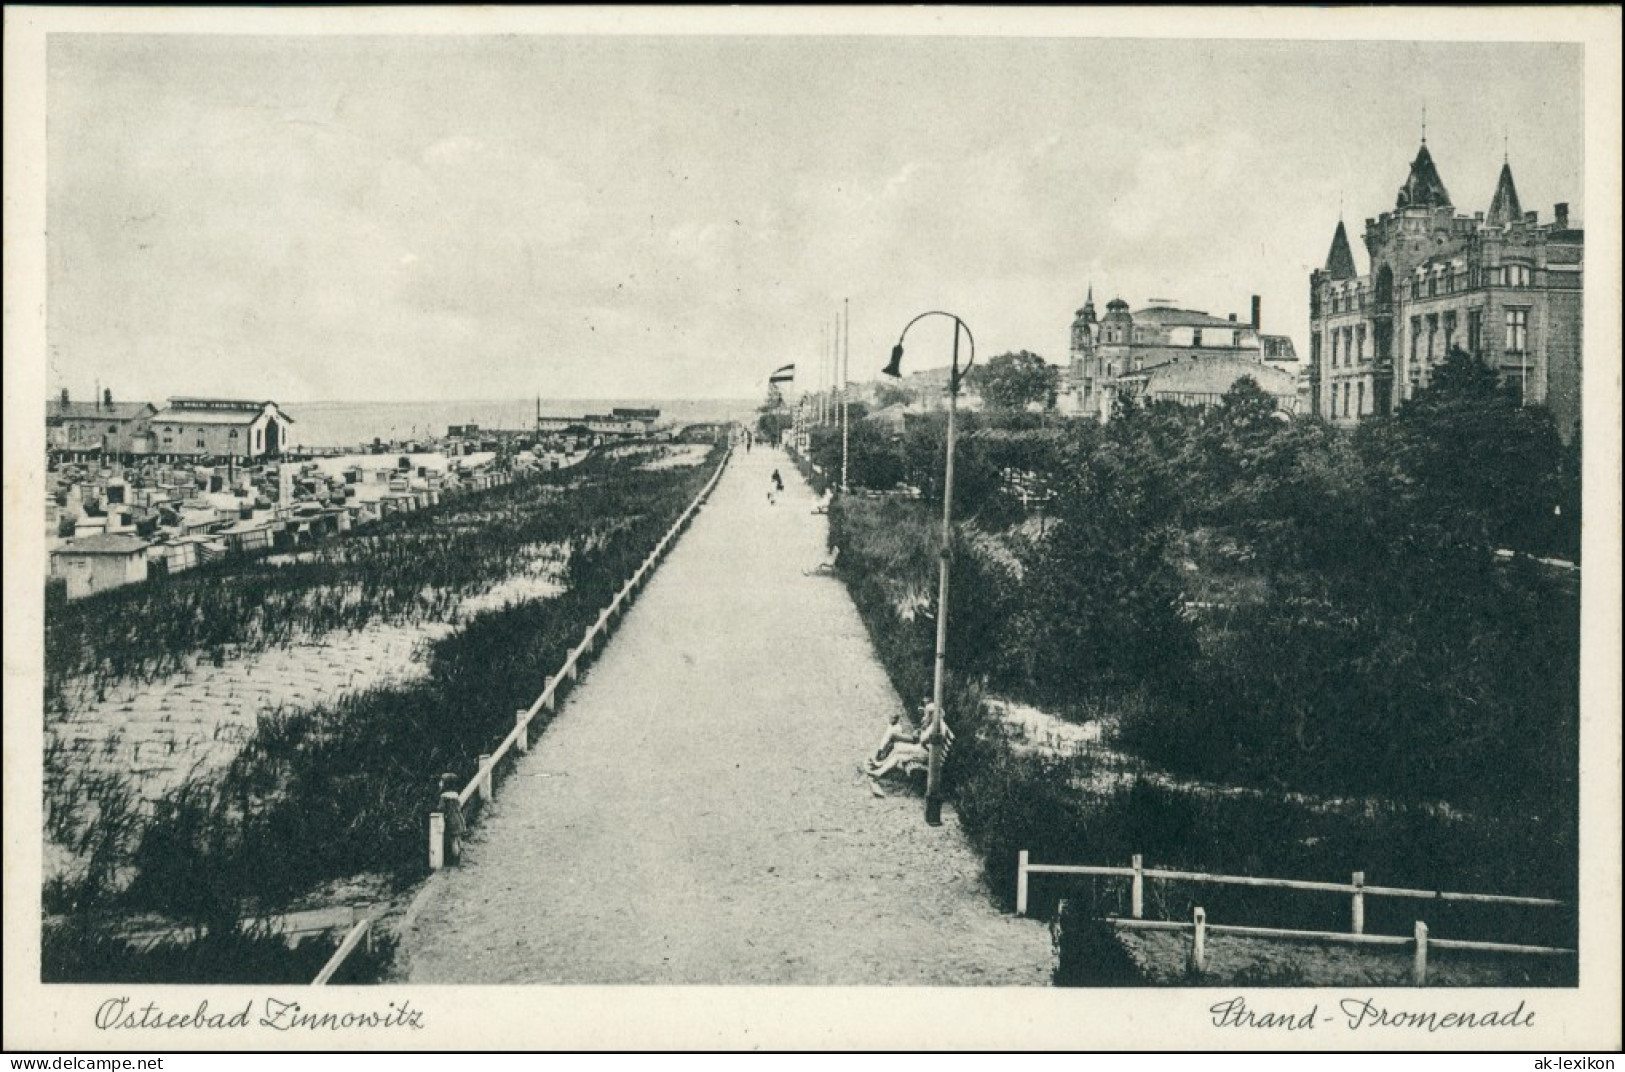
top-left (768, 363), bottom-right (795, 384)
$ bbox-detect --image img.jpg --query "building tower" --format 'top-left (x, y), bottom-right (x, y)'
top-left (1067, 285), bottom-right (1099, 413)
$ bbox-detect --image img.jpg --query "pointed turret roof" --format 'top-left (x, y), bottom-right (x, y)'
top-left (1396, 142), bottom-right (1452, 210)
top-left (1487, 160), bottom-right (1523, 226)
top-left (1074, 283), bottom-right (1098, 322)
top-left (1324, 220), bottom-right (1357, 280)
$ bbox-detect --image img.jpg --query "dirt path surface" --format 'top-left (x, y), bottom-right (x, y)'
top-left (398, 446), bottom-right (1052, 985)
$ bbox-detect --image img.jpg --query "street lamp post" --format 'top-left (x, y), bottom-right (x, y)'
top-left (882, 310), bottom-right (975, 826)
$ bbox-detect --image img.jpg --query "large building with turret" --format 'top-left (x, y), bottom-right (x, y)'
top-left (1065, 288), bottom-right (1300, 419)
top-left (1308, 140), bottom-right (1583, 439)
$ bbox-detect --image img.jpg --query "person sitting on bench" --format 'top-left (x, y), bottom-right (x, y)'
top-left (867, 701), bottom-right (952, 779)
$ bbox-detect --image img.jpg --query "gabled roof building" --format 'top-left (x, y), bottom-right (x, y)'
top-left (147, 399), bottom-right (294, 459)
top-left (45, 392), bottom-right (158, 456)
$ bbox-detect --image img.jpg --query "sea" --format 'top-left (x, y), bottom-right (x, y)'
top-left (282, 398), bottom-right (756, 451)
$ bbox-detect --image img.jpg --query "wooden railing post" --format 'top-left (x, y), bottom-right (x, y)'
top-left (440, 791), bottom-right (463, 864)
top-left (477, 754), bottom-right (493, 804)
top-left (515, 709), bottom-right (529, 753)
top-left (1191, 906), bottom-right (1207, 974)
top-left (439, 773), bottom-right (463, 866)
top-left (542, 678), bottom-right (557, 712)
top-left (1131, 854), bottom-right (1145, 920)
top-left (1351, 871), bottom-right (1366, 935)
top-left (1412, 921), bottom-right (1429, 986)
top-left (1017, 850), bottom-right (1030, 916)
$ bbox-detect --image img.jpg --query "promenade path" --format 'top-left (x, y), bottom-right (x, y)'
top-left (398, 445), bottom-right (1051, 984)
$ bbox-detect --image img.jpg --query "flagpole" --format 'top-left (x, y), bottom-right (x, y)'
top-left (841, 297), bottom-right (850, 492)
top-left (818, 322), bottom-right (826, 425)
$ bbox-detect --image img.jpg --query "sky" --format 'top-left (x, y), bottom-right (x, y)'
top-left (45, 33), bottom-right (1584, 403)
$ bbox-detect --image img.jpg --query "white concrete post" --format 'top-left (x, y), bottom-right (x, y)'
top-left (1191, 907), bottom-right (1207, 974)
top-left (1016, 850), bottom-right (1030, 916)
top-left (515, 709), bottom-right (529, 753)
top-left (357, 902), bottom-right (376, 954)
top-left (1412, 921), bottom-right (1429, 986)
top-left (1351, 871), bottom-right (1366, 935)
top-left (1131, 854), bottom-right (1145, 920)
top-left (428, 811), bottom-right (446, 870)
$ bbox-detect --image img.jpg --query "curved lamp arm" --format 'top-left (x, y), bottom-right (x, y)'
top-left (884, 310), bottom-right (976, 392)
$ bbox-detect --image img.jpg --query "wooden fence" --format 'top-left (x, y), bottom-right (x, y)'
top-left (1020, 851), bottom-right (1574, 986)
top-left (310, 905), bottom-right (378, 986)
top-left (310, 448), bottom-right (731, 984)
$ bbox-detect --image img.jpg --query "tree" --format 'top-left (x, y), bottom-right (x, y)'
top-left (1008, 422), bottom-right (1197, 701)
top-left (970, 350), bottom-right (1059, 411)
top-left (756, 385), bottom-right (791, 443)
top-left (1361, 345), bottom-right (1564, 553)
top-left (873, 382), bottom-right (914, 409)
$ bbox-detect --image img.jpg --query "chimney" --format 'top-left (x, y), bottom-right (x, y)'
top-left (1555, 203), bottom-right (1569, 229)
top-left (59, 387), bottom-right (69, 410)
top-left (1228, 313), bottom-right (1237, 322)
top-left (103, 387), bottom-right (113, 409)
top-left (1250, 295), bottom-right (1262, 330)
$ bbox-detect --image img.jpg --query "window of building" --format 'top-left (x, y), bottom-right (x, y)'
top-left (1506, 308), bottom-right (1529, 354)
top-left (197, 438), bottom-right (206, 450)
top-left (1409, 317), bottom-right (1421, 362)
top-left (108, 425), bottom-right (118, 434)
top-left (1426, 315), bottom-right (1438, 362)
top-left (1331, 330), bottom-right (1339, 367)
top-left (1357, 381), bottom-right (1365, 414)
top-left (1467, 309), bottom-right (1482, 355)
top-left (1505, 264), bottom-right (1531, 287)
top-left (1192, 330), bottom-right (1203, 348)
top-left (1428, 274), bottom-right (1438, 298)
top-left (1356, 324), bottom-right (1366, 362)
top-left (1443, 312), bottom-right (1456, 354)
